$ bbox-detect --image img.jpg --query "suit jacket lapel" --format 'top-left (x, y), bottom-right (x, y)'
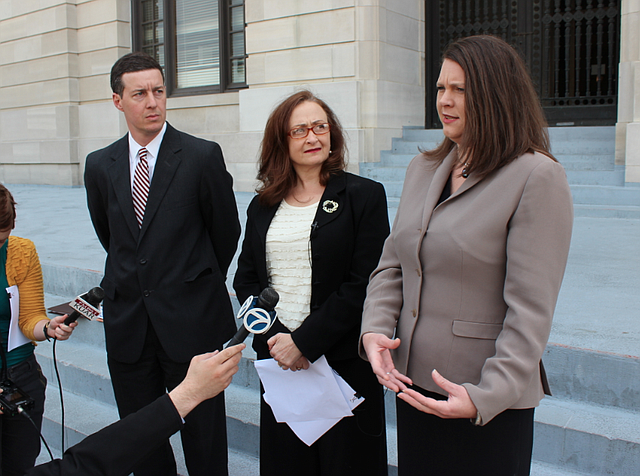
top-left (420, 150), bottom-right (457, 231)
top-left (108, 135), bottom-right (141, 240)
top-left (313, 172), bottom-right (346, 232)
top-left (251, 201), bottom-right (279, 285)
top-left (139, 124), bottom-right (182, 241)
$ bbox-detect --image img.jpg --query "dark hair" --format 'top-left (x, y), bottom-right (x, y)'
top-left (256, 90), bottom-right (346, 207)
top-left (111, 52), bottom-right (165, 96)
top-left (0, 184), bottom-right (16, 231)
top-left (425, 35), bottom-right (554, 176)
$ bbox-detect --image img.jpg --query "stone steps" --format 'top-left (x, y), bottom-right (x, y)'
top-left (33, 291), bottom-right (640, 475)
top-left (534, 398), bottom-right (640, 475)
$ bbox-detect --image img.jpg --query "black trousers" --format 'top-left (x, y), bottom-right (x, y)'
top-left (259, 357), bottom-right (388, 476)
top-left (396, 388), bottom-right (534, 476)
top-left (108, 322), bottom-right (228, 476)
top-left (0, 353), bottom-right (47, 476)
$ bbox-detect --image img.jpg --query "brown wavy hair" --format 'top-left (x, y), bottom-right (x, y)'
top-left (0, 184), bottom-right (16, 231)
top-left (256, 90), bottom-right (346, 207)
top-left (425, 35), bottom-right (554, 176)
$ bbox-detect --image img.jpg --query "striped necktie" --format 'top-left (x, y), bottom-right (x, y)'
top-left (132, 148), bottom-right (150, 228)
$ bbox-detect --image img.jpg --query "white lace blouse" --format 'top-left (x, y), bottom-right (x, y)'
top-left (265, 200), bottom-right (318, 331)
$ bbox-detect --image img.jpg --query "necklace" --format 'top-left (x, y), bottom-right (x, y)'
top-left (292, 191), bottom-right (315, 204)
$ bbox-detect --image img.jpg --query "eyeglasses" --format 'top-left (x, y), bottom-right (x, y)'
top-left (288, 123), bottom-right (331, 139)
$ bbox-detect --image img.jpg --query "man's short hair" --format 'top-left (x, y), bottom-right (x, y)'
top-left (110, 52), bottom-right (165, 96)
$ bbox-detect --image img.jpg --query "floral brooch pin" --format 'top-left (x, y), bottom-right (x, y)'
top-left (322, 200), bottom-right (339, 214)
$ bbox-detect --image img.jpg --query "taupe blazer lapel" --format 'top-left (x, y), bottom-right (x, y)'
top-left (414, 150), bottom-right (459, 254)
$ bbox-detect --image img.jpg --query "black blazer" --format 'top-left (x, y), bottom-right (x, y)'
top-left (84, 123), bottom-right (240, 363)
top-left (233, 172), bottom-right (389, 363)
top-left (27, 395), bottom-right (183, 476)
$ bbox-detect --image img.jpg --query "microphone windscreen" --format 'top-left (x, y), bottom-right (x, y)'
top-left (86, 287), bottom-right (105, 306)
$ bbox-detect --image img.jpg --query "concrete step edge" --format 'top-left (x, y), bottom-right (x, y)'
top-left (536, 397), bottom-right (640, 444)
top-left (544, 343), bottom-right (640, 412)
top-left (534, 397), bottom-right (640, 475)
top-left (35, 340), bottom-right (116, 407)
top-left (41, 383), bottom-right (120, 450)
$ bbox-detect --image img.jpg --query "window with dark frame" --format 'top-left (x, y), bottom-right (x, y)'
top-left (133, 0), bottom-right (247, 96)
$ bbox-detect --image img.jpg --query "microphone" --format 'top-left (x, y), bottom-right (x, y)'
top-left (225, 287), bottom-right (279, 349)
top-left (63, 287), bottom-right (105, 325)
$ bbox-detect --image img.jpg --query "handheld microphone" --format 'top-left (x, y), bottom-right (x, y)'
top-left (63, 287), bottom-right (105, 325)
top-left (225, 287), bottom-right (279, 349)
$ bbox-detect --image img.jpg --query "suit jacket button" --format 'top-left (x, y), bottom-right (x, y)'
top-left (412, 309), bottom-right (417, 317)
top-left (143, 290), bottom-right (150, 297)
top-left (139, 259), bottom-right (147, 265)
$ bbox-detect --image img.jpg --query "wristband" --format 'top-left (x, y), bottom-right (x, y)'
top-left (43, 322), bottom-right (53, 341)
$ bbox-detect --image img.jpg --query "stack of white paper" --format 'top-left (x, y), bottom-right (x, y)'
top-left (254, 355), bottom-right (364, 446)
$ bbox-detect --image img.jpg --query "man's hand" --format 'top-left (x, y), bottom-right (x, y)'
top-left (362, 332), bottom-right (412, 392)
top-left (169, 344), bottom-right (245, 418)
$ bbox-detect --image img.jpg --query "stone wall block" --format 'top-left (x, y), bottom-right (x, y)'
top-left (78, 102), bottom-right (121, 139)
top-left (246, 0), bottom-right (352, 23)
top-left (386, 9), bottom-right (421, 50)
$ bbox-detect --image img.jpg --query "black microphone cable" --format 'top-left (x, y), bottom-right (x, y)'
top-left (18, 405), bottom-right (55, 460)
top-left (51, 336), bottom-right (66, 454)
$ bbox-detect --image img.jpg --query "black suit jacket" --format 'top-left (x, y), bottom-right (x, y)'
top-left (233, 172), bottom-right (389, 363)
top-left (85, 124), bottom-right (240, 363)
top-left (27, 395), bottom-right (183, 476)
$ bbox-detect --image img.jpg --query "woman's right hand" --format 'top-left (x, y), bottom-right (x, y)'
top-left (362, 333), bottom-right (413, 392)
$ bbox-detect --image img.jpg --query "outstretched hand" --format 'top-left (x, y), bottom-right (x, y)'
top-left (362, 332), bottom-right (412, 392)
top-left (169, 343), bottom-right (245, 418)
top-left (397, 369), bottom-right (477, 420)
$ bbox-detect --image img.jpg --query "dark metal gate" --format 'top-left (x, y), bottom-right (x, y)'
top-left (425, 0), bottom-right (620, 128)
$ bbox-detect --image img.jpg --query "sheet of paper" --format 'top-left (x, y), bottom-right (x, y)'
top-left (6, 285), bottom-right (30, 351)
top-left (254, 355), bottom-right (364, 446)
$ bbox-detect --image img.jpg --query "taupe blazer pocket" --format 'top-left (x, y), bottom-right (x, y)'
top-left (452, 320), bottom-right (503, 340)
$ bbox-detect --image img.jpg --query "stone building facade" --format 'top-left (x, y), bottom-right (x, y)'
top-left (0, 1), bottom-right (423, 191)
top-left (1, 1), bottom-right (638, 188)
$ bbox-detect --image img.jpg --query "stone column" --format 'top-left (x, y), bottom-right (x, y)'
top-left (617, 0), bottom-right (640, 183)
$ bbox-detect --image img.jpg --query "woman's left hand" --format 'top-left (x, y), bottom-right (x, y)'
top-left (398, 369), bottom-right (477, 419)
top-left (48, 315), bottom-right (77, 341)
top-left (267, 333), bottom-right (303, 370)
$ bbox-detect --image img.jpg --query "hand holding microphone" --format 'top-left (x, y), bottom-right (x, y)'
top-left (225, 287), bottom-right (279, 349)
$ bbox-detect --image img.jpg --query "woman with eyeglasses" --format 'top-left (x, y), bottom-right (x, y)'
top-left (234, 90), bottom-right (389, 475)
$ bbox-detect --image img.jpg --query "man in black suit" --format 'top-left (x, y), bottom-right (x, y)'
top-left (84, 52), bottom-right (240, 476)
top-left (25, 344), bottom-right (246, 476)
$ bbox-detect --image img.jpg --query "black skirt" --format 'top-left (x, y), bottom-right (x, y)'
top-left (259, 356), bottom-right (388, 476)
top-left (396, 387), bottom-right (534, 476)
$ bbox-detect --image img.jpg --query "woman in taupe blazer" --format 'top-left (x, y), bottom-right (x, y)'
top-left (360, 36), bottom-right (574, 475)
